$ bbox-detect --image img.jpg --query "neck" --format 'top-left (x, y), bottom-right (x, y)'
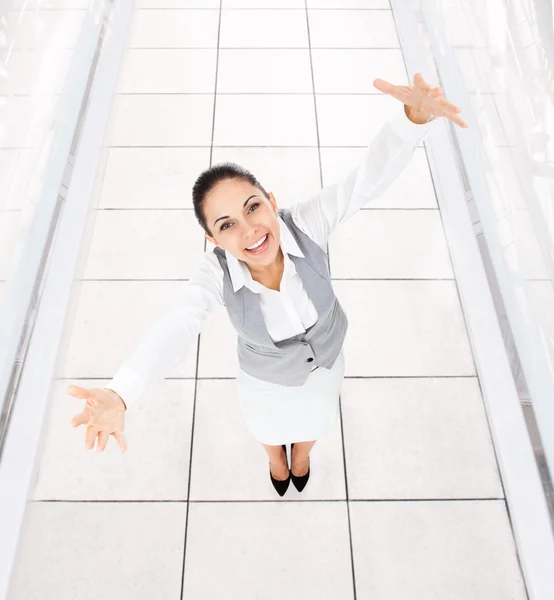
top-left (247, 248), bottom-right (285, 290)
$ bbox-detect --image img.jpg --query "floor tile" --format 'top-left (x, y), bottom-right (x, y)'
top-left (213, 94), bottom-right (317, 146)
top-left (137, 0), bottom-right (219, 6)
top-left (333, 280), bottom-right (476, 376)
top-left (6, 10), bottom-right (84, 50)
top-left (0, 96), bottom-right (57, 148)
top-left (349, 501), bottom-right (526, 600)
top-left (329, 209), bottom-right (454, 279)
top-left (308, 0), bottom-right (389, 6)
top-left (118, 49), bottom-right (217, 93)
top-left (9, 502), bottom-right (186, 600)
top-left (320, 147), bottom-right (436, 208)
top-left (217, 49), bottom-right (312, 93)
top-left (312, 49), bottom-right (407, 93)
top-left (220, 9), bottom-right (308, 47)
top-left (0, 49), bottom-right (72, 95)
top-left (0, 211), bottom-right (23, 281)
top-left (12, 0), bottom-right (90, 6)
top-left (210, 146), bottom-right (321, 207)
top-left (34, 379), bottom-right (194, 500)
top-left (308, 9), bottom-right (399, 48)
top-left (1, 148), bottom-right (46, 210)
top-left (317, 95), bottom-right (421, 146)
top-left (223, 0), bottom-right (304, 6)
top-left (108, 94), bottom-right (214, 146)
top-left (197, 303), bottom-right (238, 377)
top-left (60, 281), bottom-right (198, 378)
top-left (128, 9), bottom-right (220, 48)
top-left (190, 379), bottom-right (346, 500)
top-left (341, 378), bottom-right (503, 499)
top-left (98, 147), bottom-right (211, 209)
top-left (83, 210), bottom-right (204, 279)
top-left (183, 502), bottom-right (354, 599)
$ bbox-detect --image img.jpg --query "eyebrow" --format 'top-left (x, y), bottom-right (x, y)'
top-left (213, 195), bottom-right (259, 228)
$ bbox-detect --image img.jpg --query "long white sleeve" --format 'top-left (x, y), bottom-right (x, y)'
top-left (107, 251), bottom-right (224, 408)
top-left (290, 108), bottom-right (436, 247)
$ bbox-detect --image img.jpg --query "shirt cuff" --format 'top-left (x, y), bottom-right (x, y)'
top-left (106, 366), bottom-right (146, 410)
top-left (388, 107), bottom-right (434, 144)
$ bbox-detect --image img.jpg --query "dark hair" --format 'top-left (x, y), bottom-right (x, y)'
top-left (192, 162), bottom-right (270, 235)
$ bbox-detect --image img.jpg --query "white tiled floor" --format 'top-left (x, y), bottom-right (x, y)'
top-left (8, 3), bottom-right (526, 600)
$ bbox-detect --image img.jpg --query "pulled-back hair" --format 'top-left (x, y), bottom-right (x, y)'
top-left (192, 162), bottom-right (270, 235)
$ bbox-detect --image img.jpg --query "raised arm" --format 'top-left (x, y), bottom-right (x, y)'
top-left (291, 73), bottom-right (467, 247)
top-left (105, 251), bottom-right (224, 409)
top-left (68, 251), bottom-right (224, 452)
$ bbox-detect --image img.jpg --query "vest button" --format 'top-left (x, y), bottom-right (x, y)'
top-left (306, 357), bottom-right (314, 363)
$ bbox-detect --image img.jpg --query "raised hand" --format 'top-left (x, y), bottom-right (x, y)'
top-left (68, 385), bottom-right (127, 453)
top-left (373, 72), bottom-right (468, 129)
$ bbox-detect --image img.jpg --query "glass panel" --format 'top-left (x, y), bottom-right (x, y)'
top-left (0, 0), bottom-right (109, 444)
top-left (420, 0), bottom-right (554, 512)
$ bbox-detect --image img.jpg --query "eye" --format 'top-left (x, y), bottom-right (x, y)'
top-left (220, 221), bottom-right (232, 231)
top-left (248, 202), bottom-right (260, 213)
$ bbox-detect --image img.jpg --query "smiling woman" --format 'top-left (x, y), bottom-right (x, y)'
top-left (68, 73), bottom-right (467, 497)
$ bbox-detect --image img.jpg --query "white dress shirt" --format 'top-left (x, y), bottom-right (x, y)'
top-left (108, 110), bottom-right (434, 409)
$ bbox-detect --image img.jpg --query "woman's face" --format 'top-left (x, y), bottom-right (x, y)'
top-left (203, 178), bottom-right (281, 268)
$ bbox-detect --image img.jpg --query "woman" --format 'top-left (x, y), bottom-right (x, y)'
top-left (68, 74), bottom-right (467, 496)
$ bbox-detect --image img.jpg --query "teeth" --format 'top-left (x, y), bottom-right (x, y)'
top-left (246, 234), bottom-right (267, 251)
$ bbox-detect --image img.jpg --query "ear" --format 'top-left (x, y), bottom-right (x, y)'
top-left (205, 232), bottom-right (220, 247)
top-left (268, 192), bottom-right (278, 214)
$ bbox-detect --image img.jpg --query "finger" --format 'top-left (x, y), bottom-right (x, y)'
top-left (96, 430), bottom-right (110, 452)
top-left (67, 384), bottom-right (91, 400)
top-left (438, 96), bottom-right (461, 112)
top-left (113, 431), bottom-right (127, 453)
top-left (373, 78), bottom-right (396, 94)
top-left (84, 424), bottom-right (98, 450)
top-left (70, 409), bottom-right (89, 428)
top-left (374, 81), bottom-right (412, 104)
top-left (414, 72), bottom-right (430, 94)
top-left (445, 110), bottom-right (469, 129)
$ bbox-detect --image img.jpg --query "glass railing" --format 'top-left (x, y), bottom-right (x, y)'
top-left (420, 0), bottom-right (554, 512)
top-left (0, 0), bottom-right (109, 453)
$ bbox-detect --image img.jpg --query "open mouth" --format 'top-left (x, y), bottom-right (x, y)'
top-left (245, 233), bottom-right (269, 255)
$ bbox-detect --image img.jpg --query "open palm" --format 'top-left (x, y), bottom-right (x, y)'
top-left (374, 72), bottom-right (468, 129)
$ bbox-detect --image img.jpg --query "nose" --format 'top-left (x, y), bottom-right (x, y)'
top-left (242, 223), bottom-right (259, 241)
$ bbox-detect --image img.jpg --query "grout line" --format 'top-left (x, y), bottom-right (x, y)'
top-left (126, 46), bottom-right (402, 50)
top-left (32, 497), bottom-right (506, 504)
top-left (59, 375), bottom-right (479, 381)
top-left (92, 207), bottom-right (437, 211)
top-left (114, 92), bottom-right (394, 96)
top-left (179, 2), bottom-right (223, 598)
top-left (304, 3), bottom-right (357, 597)
top-left (72, 277), bottom-right (456, 282)
top-left (131, 7), bottom-right (395, 11)
top-left (103, 144), bottom-right (426, 148)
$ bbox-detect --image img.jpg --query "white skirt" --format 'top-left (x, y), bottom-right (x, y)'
top-left (235, 350), bottom-right (346, 445)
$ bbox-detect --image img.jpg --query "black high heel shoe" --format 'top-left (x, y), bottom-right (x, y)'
top-left (269, 444), bottom-right (290, 497)
top-left (290, 443), bottom-right (310, 492)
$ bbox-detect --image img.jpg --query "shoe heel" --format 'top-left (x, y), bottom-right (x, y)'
top-left (269, 444), bottom-right (290, 497)
top-left (290, 443), bottom-right (310, 493)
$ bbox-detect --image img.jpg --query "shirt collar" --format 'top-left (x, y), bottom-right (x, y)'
top-left (225, 215), bottom-right (304, 293)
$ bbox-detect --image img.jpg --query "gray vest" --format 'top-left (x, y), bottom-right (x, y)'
top-left (213, 209), bottom-right (348, 386)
